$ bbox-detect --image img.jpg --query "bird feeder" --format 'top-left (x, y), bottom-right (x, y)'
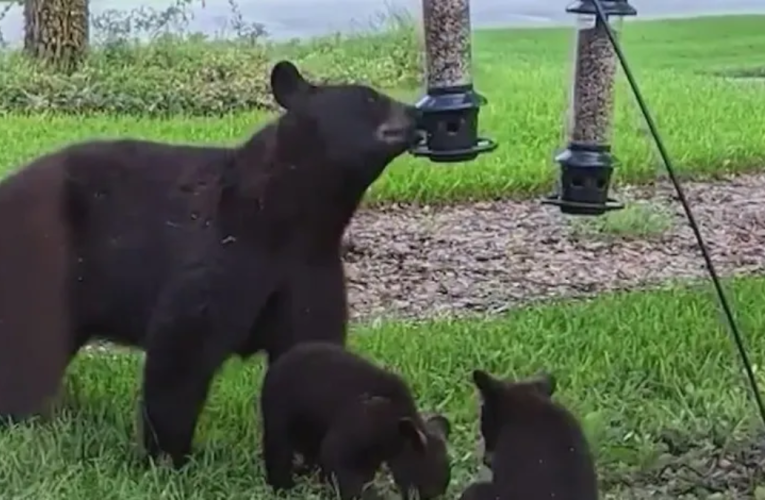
top-left (543, 0), bottom-right (637, 216)
top-left (410, 0), bottom-right (498, 163)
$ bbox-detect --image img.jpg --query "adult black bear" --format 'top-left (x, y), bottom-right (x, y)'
top-left (0, 60), bottom-right (422, 467)
top-left (259, 342), bottom-right (452, 500)
top-left (459, 370), bottom-right (597, 500)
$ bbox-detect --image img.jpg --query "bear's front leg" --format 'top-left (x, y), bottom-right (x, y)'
top-left (267, 257), bottom-right (348, 365)
top-left (319, 439), bottom-right (379, 500)
top-left (140, 260), bottom-right (275, 468)
top-left (140, 323), bottom-right (226, 468)
top-left (319, 422), bottom-right (385, 500)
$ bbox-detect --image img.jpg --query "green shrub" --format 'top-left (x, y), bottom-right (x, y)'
top-left (0, 0), bottom-right (422, 118)
top-left (277, 7), bottom-right (423, 90)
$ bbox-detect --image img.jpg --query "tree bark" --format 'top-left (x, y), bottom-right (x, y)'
top-left (23, 0), bottom-right (89, 73)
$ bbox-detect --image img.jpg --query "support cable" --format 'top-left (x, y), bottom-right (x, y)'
top-left (591, 0), bottom-right (765, 427)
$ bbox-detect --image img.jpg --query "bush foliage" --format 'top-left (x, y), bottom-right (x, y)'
top-left (0, 0), bottom-right (422, 117)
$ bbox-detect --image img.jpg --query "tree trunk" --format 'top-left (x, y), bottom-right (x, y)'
top-left (23, 0), bottom-right (89, 73)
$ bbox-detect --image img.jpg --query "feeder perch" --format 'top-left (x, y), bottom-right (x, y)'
top-left (542, 0), bottom-right (637, 216)
top-left (410, 0), bottom-right (498, 163)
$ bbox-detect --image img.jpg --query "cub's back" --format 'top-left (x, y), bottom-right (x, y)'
top-left (262, 342), bottom-right (415, 419)
top-left (494, 396), bottom-right (597, 500)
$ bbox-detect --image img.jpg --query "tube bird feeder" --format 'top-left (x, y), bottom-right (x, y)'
top-left (410, 0), bottom-right (497, 163)
top-left (543, 0), bottom-right (637, 216)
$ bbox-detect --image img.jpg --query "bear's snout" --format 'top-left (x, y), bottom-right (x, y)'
top-left (376, 104), bottom-right (420, 146)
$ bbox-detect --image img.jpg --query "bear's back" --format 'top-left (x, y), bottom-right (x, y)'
top-left (262, 342), bottom-right (415, 423)
top-left (59, 138), bottom-right (234, 345)
top-left (63, 138), bottom-right (230, 231)
top-left (492, 394), bottom-right (597, 500)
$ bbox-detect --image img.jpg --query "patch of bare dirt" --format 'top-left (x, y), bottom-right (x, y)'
top-left (343, 173), bottom-right (765, 321)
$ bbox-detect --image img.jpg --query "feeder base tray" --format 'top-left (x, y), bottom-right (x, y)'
top-left (541, 195), bottom-right (624, 216)
top-left (410, 137), bottom-right (498, 163)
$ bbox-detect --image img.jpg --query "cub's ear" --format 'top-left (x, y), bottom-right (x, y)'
top-left (424, 413), bottom-right (451, 441)
top-left (529, 372), bottom-right (556, 397)
top-left (472, 369), bottom-right (502, 403)
top-left (398, 417), bottom-right (428, 454)
top-left (270, 60), bottom-right (315, 110)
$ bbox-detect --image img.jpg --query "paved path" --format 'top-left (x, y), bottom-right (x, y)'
top-left (1, 0), bottom-right (763, 43)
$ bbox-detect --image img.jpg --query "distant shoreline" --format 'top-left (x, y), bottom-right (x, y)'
top-left (0, 0), bottom-right (763, 44)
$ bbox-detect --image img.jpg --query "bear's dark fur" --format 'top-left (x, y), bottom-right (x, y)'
top-left (259, 341), bottom-right (452, 500)
top-left (458, 370), bottom-right (597, 500)
top-left (0, 163), bottom-right (71, 423)
top-left (0, 60), bottom-right (421, 466)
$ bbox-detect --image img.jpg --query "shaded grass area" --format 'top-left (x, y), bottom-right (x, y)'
top-left (4, 275), bottom-right (765, 498)
top-left (2, 15), bottom-right (764, 205)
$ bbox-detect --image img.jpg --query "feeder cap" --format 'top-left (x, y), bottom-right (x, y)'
top-left (415, 87), bottom-right (488, 113)
top-left (565, 0), bottom-right (638, 17)
top-left (554, 141), bottom-right (614, 168)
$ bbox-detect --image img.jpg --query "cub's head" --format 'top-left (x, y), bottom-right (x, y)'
top-left (269, 60), bottom-right (421, 182)
top-left (389, 413), bottom-right (453, 500)
top-left (471, 369), bottom-right (556, 468)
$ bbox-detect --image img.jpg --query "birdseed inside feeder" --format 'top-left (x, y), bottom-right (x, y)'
top-left (409, 0), bottom-right (498, 163)
top-left (543, 0), bottom-right (637, 216)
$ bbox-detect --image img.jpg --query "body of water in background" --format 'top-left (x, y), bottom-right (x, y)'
top-left (0, 0), bottom-right (763, 43)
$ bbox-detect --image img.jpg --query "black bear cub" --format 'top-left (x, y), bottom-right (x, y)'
top-left (0, 60), bottom-right (422, 467)
top-left (459, 370), bottom-right (597, 500)
top-left (260, 342), bottom-right (452, 500)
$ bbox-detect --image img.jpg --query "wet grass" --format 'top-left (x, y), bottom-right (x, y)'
top-left (4, 275), bottom-right (765, 498)
top-left (1, 15), bottom-right (764, 204)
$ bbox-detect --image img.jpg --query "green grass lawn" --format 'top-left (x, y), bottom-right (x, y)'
top-left (2, 15), bottom-right (764, 205)
top-left (4, 275), bottom-right (765, 498)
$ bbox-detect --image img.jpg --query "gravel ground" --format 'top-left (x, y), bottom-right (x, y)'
top-left (343, 173), bottom-right (765, 321)
top-left (603, 435), bottom-right (765, 500)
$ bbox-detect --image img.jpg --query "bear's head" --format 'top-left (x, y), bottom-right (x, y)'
top-left (269, 60), bottom-right (421, 186)
top-left (388, 412), bottom-right (452, 500)
top-left (471, 370), bottom-right (556, 468)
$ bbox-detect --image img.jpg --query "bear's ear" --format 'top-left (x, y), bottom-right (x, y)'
top-left (529, 372), bottom-right (556, 397)
top-left (472, 369), bottom-right (502, 403)
top-left (518, 372), bottom-right (557, 398)
top-left (398, 417), bottom-right (428, 453)
top-left (270, 60), bottom-right (314, 110)
top-left (424, 413), bottom-right (451, 441)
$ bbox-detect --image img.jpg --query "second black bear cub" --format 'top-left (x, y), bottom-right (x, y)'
top-left (459, 370), bottom-right (597, 500)
top-left (260, 342), bottom-right (452, 500)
